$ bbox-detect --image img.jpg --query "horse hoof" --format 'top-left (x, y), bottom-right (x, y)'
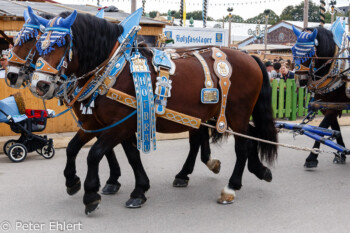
top-left (172, 178), bottom-right (189, 187)
top-left (333, 156), bottom-right (346, 164)
top-left (66, 180), bottom-right (81, 196)
top-left (85, 200), bottom-right (101, 215)
top-left (125, 197), bottom-right (147, 208)
top-left (217, 186), bottom-right (235, 205)
top-left (304, 160), bottom-right (318, 169)
top-left (207, 158), bottom-right (221, 174)
top-left (262, 168), bottom-right (272, 182)
top-left (102, 183), bottom-right (121, 195)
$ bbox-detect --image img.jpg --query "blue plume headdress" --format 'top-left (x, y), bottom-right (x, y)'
top-left (14, 10), bottom-right (40, 46)
top-left (36, 10), bottom-right (77, 56)
top-left (292, 26), bottom-right (318, 65)
top-left (36, 28), bottom-right (71, 56)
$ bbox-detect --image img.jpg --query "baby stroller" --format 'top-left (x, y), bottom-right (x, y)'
top-left (0, 93), bottom-right (55, 162)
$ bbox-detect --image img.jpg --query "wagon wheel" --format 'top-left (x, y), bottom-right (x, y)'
top-left (3, 140), bottom-right (17, 156)
top-left (8, 143), bottom-right (27, 163)
top-left (41, 145), bottom-right (55, 159)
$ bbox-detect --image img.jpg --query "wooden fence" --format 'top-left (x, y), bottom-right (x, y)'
top-left (0, 79), bottom-right (78, 136)
top-left (271, 79), bottom-right (350, 121)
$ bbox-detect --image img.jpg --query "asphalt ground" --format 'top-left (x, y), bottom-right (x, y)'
top-left (1, 126), bottom-right (350, 233)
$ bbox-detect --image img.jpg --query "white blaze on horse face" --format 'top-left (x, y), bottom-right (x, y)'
top-left (30, 71), bottom-right (56, 99)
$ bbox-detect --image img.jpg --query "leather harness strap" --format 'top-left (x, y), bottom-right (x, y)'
top-left (193, 51), bottom-right (214, 88)
top-left (211, 47), bottom-right (232, 133)
top-left (67, 41), bottom-right (120, 107)
top-left (106, 88), bottom-right (201, 129)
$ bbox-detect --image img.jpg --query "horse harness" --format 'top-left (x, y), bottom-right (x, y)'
top-left (33, 9), bottom-right (233, 153)
top-left (293, 18), bottom-right (350, 96)
top-left (307, 47), bottom-right (347, 95)
top-left (66, 44), bottom-right (233, 152)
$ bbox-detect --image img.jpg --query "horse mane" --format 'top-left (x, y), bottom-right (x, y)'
top-left (58, 12), bottom-right (123, 75)
top-left (39, 13), bottom-right (55, 19)
top-left (305, 26), bottom-right (336, 76)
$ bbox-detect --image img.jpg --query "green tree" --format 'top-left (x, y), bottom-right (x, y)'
top-left (164, 10), bottom-right (180, 18)
top-left (148, 11), bottom-right (158, 18)
top-left (223, 14), bottom-right (244, 23)
top-left (279, 0), bottom-right (321, 22)
top-left (280, 6), bottom-right (295, 21)
top-left (185, 10), bottom-right (214, 21)
top-left (245, 9), bottom-right (279, 25)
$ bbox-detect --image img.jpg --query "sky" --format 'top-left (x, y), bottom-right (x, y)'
top-left (55, 0), bottom-right (350, 20)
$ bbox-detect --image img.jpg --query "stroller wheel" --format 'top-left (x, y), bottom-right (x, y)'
top-left (3, 140), bottom-right (17, 156)
top-left (36, 148), bottom-right (43, 156)
top-left (8, 143), bottom-right (27, 162)
top-left (41, 145), bottom-right (55, 159)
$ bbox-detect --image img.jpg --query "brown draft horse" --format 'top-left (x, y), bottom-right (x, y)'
top-left (31, 11), bottom-right (277, 214)
top-left (6, 9), bottom-right (223, 198)
top-left (293, 26), bottom-right (347, 168)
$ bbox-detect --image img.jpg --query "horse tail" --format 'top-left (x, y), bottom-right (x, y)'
top-left (204, 119), bottom-right (229, 144)
top-left (251, 56), bottom-right (278, 164)
top-left (211, 128), bottom-right (230, 144)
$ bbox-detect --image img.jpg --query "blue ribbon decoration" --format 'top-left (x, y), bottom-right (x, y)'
top-left (129, 51), bottom-right (156, 153)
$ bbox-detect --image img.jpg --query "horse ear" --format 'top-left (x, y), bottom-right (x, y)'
top-left (61, 10), bottom-right (77, 28)
top-left (96, 9), bottom-right (104, 19)
top-left (23, 10), bottom-right (29, 22)
top-left (292, 25), bottom-right (301, 38)
top-left (310, 28), bottom-right (318, 41)
top-left (27, 6), bottom-right (49, 26)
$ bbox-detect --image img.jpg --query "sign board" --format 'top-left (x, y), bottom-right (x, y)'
top-left (0, 31), bottom-right (19, 38)
top-left (163, 26), bottom-right (228, 47)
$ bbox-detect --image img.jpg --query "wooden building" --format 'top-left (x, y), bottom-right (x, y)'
top-left (237, 21), bottom-right (301, 50)
top-left (0, 0), bottom-right (166, 49)
top-left (0, 0), bottom-right (165, 136)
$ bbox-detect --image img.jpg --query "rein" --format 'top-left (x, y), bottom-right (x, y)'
top-left (69, 109), bottom-right (137, 133)
top-left (66, 41), bottom-right (120, 107)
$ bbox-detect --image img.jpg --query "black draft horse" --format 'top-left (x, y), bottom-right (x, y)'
top-left (31, 10), bottom-right (277, 214)
top-left (293, 26), bottom-right (347, 168)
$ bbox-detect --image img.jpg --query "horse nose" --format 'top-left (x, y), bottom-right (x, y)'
top-left (36, 81), bottom-right (50, 97)
top-left (6, 72), bottom-right (19, 86)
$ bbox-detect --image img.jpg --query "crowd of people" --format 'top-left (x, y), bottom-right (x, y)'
top-left (264, 58), bottom-right (295, 83)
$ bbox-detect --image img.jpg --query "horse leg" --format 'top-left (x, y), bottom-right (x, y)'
top-left (65, 131), bottom-right (122, 196)
top-left (173, 129), bottom-right (201, 187)
top-left (200, 126), bottom-right (221, 174)
top-left (330, 118), bottom-right (346, 164)
top-left (304, 112), bottom-right (335, 168)
top-left (217, 134), bottom-right (248, 204)
top-left (101, 149), bottom-right (122, 195)
top-left (122, 135), bottom-right (150, 208)
top-left (246, 124), bottom-right (272, 182)
top-left (173, 126), bottom-right (221, 187)
top-left (83, 132), bottom-right (118, 214)
top-left (64, 130), bottom-right (95, 196)
top-left (216, 113), bottom-right (250, 204)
